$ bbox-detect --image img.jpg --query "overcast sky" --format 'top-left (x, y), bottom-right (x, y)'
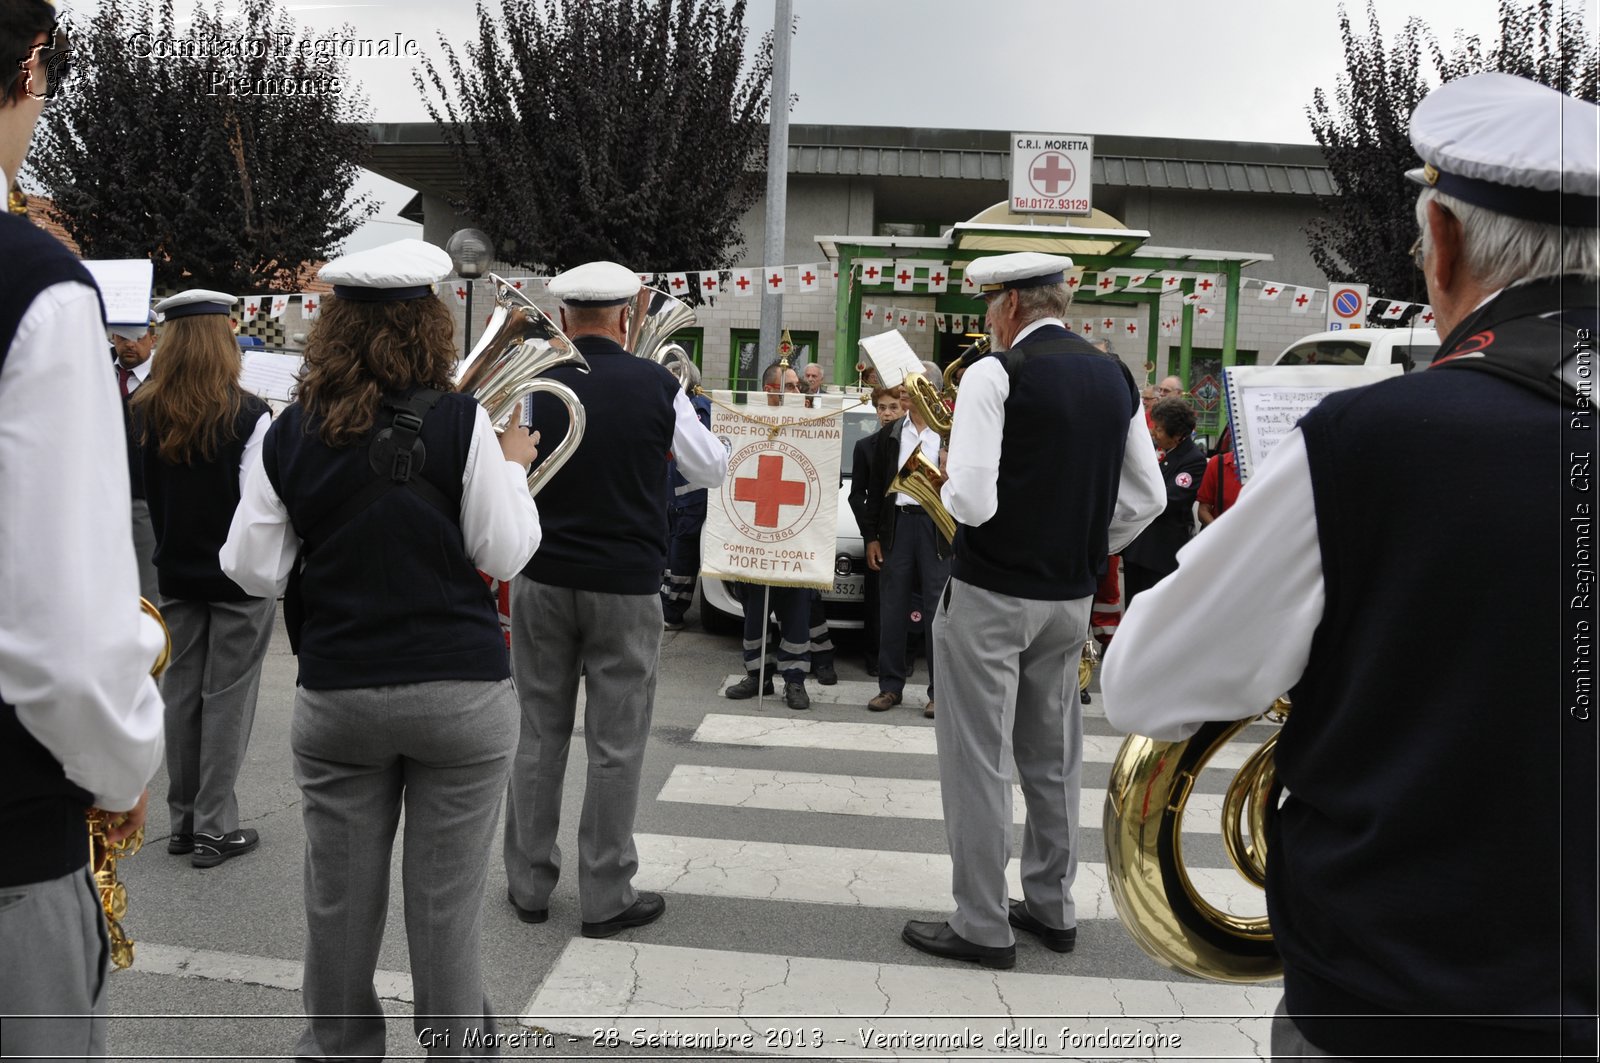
top-left (61, 0), bottom-right (1598, 252)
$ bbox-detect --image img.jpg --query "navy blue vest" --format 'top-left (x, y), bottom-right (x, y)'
top-left (141, 395), bottom-right (270, 602)
top-left (0, 213), bottom-right (104, 885)
top-left (951, 327), bottom-right (1137, 600)
top-left (264, 391), bottom-right (508, 689)
top-left (1280, 361), bottom-right (1592, 1055)
top-left (521, 334), bottom-right (680, 594)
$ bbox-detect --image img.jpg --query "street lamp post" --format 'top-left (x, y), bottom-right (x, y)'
top-left (445, 228), bottom-right (493, 355)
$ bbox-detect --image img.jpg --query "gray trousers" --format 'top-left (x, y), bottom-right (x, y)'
top-left (130, 498), bottom-right (158, 604)
top-left (159, 595), bottom-right (275, 837)
top-left (504, 579), bottom-right (662, 923)
top-left (292, 679), bottom-right (519, 1061)
top-left (931, 578), bottom-right (1089, 948)
top-left (0, 866), bottom-right (108, 1062)
top-left (877, 507), bottom-right (950, 697)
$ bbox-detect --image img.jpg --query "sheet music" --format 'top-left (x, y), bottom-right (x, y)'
top-left (858, 329), bottom-right (923, 388)
top-left (239, 350), bottom-right (304, 403)
top-left (1225, 364), bottom-right (1402, 481)
top-left (82, 259), bottom-right (154, 326)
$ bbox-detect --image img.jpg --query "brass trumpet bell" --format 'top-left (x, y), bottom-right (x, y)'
top-left (625, 286), bottom-right (697, 364)
top-left (454, 274), bottom-right (589, 497)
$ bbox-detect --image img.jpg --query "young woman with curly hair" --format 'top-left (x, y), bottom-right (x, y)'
top-left (135, 290), bottom-right (275, 870)
top-left (222, 240), bottom-right (540, 1059)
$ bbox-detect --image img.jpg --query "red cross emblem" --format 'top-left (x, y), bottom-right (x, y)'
top-left (703, 274), bottom-right (719, 291)
top-left (733, 454), bottom-right (808, 528)
top-left (801, 270), bottom-right (816, 285)
top-left (1198, 278), bottom-right (1214, 292)
top-left (896, 269), bottom-right (912, 285)
top-left (930, 271), bottom-right (945, 286)
top-left (671, 276), bottom-right (686, 290)
top-left (1125, 321), bottom-right (1137, 334)
top-left (767, 272), bottom-right (783, 289)
top-left (1098, 276), bottom-right (1115, 290)
top-left (1198, 306), bottom-right (1211, 316)
top-left (1294, 293), bottom-right (1309, 307)
top-left (455, 288), bottom-right (466, 300)
top-left (303, 299), bottom-right (317, 314)
top-left (863, 265), bottom-right (881, 281)
top-left (865, 308), bottom-right (876, 321)
top-left (898, 312), bottom-right (909, 326)
top-left (512, 280), bottom-right (524, 290)
top-left (1102, 318), bottom-right (1114, 330)
top-left (1066, 276), bottom-right (1080, 288)
top-left (1030, 152), bottom-right (1074, 194)
top-left (1422, 309), bottom-right (1435, 323)
top-left (735, 275), bottom-right (751, 291)
top-left (1165, 275), bottom-right (1181, 287)
top-left (916, 314), bottom-right (926, 327)
top-left (1264, 286), bottom-right (1279, 296)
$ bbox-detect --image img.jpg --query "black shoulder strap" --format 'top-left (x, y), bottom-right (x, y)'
top-left (300, 389), bottom-right (452, 549)
top-left (1432, 277), bottom-right (1597, 409)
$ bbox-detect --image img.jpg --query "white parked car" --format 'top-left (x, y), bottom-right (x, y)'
top-left (1270, 326), bottom-right (1441, 373)
top-left (699, 406), bottom-right (880, 633)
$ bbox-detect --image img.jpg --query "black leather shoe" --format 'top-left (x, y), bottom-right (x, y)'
top-left (508, 890), bottom-right (548, 924)
top-left (900, 920), bottom-right (1015, 969)
top-left (582, 892), bottom-right (665, 938)
top-left (813, 661), bottom-right (838, 685)
top-left (191, 828), bottom-right (259, 869)
top-left (1008, 900), bottom-right (1076, 953)
top-left (167, 832), bottom-right (194, 855)
top-left (724, 673), bottom-right (773, 699)
top-left (784, 681), bottom-right (811, 710)
top-left (1080, 687), bottom-right (1092, 705)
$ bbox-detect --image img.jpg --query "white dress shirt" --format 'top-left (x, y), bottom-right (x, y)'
top-left (940, 318), bottom-right (1165, 551)
top-left (669, 388), bottom-right (728, 489)
top-left (892, 418), bottom-right (943, 506)
top-left (220, 405), bottom-right (543, 598)
top-left (1100, 429), bottom-right (1325, 741)
top-left (0, 237), bottom-right (166, 811)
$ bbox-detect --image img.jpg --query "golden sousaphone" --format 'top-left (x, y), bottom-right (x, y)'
top-left (454, 274), bottom-right (589, 496)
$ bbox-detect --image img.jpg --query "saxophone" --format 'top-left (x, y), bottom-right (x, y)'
top-left (87, 597), bottom-right (171, 971)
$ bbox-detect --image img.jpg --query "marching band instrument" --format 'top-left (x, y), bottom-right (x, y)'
top-left (454, 274), bottom-right (589, 497)
top-left (624, 286), bottom-right (697, 364)
top-left (87, 597), bottom-right (172, 971)
top-left (883, 336), bottom-right (987, 544)
top-left (1101, 698), bottom-right (1290, 983)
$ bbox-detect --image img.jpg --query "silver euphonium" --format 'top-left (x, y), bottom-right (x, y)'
top-left (624, 285), bottom-right (697, 364)
top-left (454, 274), bottom-right (589, 496)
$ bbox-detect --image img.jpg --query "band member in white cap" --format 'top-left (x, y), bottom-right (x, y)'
top-left (902, 251), bottom-right (1162, 969)
top-left (504, 259), bottom-right (725, 938)
top-left (1104, 73), bottom-right (1598, 1058)
top-left (222, 238), bottom-right (542, 1057)
top-left (136, 289), bottom-right (275, 869)
top-left (110, 310), bottom-right (160, 601)
top-left (0, 5), bottom-right (165, 1053)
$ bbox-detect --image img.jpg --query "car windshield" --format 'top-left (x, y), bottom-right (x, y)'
top-left (1277, 340), bottom-right (1370, 366)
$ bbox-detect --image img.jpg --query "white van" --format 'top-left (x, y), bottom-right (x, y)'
top-left (1270, 327), bottom-right (1441, 373)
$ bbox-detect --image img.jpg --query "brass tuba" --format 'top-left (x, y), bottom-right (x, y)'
top-left (886, 337), bottom-right (987, 543)
top-left (1102, 698), bottom-right (1289, 983)
top-left (454, 274), bottom-right (589, 497)
top-left (87, 596), bottom-right (173, 971)
top-left (624, 285), bottom-right (697, 364)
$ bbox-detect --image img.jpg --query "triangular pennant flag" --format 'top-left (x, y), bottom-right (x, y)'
top-left (764, 266), bottom-right (785, 293)
top-left (893, 260), bottom-right (918, 292)
top-left (1257, 281), bottom-right (1284, 301)
top-left (269, 295), bottom-right (289, 319)
top-left (300, 294), bottom-right (321, 321)
top-left (1290, 288), bottom-right (1315, 314)
top-left (731, 268), bottom-right (756, 296)
top-left (925, 264), bottom-right (949, 293)
top-left (665, 272), bottom-right (690, 295)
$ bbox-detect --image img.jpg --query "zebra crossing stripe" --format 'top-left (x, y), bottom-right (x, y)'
top-left (659, 764), bottom-right (1229, 834)
top-left (692, 713), bottom-right (1257, 771)
top-left (633, 834), bottom-right (1267, 919)
top-left (523, 938), bottom-right (1278, 1058)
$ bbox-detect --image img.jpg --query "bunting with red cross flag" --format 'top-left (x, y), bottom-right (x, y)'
top-left (242, 296), bottom-right (261, 318)
top-left (665, 272), bottom-right (690, 296)
top-left (300, 294), bottom-right (321, 321)
top-left (797, 265), bottom-right (821, 292)
top-left (860, 260), bottom-right (891, 285)
top-left (892, 261), bottom-right (918, 292)
top-left (731, 268), bottom-right (756, 296)
top-left (451, 283), bottom-right (469, 306)
top-left (269, 295), bottom-right (289, 319)
top-left (924, 265), bottom-right (949, 293)
top-left (764, 266), bottom-right (786, 293)
top-left (699, 392), bottom-right (846, 591)
top-left (699, 271), bottom-right (723, 296)
top-left (1257, 281), bottom-right (1284, 302)
top-left (1290, 288), bottom-right (1315, 314)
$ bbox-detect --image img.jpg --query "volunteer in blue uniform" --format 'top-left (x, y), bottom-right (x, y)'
top-left (223, 239), bottom-right (543, 1058)
top-left (660, 348), bottom-right (712, 630)
top-left (1121, 396), bottom-right (1206, 603)
top-left (903, 251), bottom-right (1163, 969)
top-left (110, 311), bottom-right (159, 601)
top-left (1103, 74), bottom-right (1598, 1059)
top-left (0, 10), bottom-right (167, 1051)
top-left (504, 260), bottom-right (726, 938)
top-left (136, 289), bottom-right (275, 868)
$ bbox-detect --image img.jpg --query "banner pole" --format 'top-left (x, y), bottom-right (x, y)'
top-left (757, 585), bottom-right (772, 708)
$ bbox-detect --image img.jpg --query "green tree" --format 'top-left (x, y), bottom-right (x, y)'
top-left (417, 0), bottom-right (774, 274)
top-left (1305, 0), bottom-right (1597, 307)
top-left (29, 0), bottom-right (374, 292)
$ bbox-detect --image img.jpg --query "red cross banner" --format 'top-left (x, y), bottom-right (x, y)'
top-left (243, 296), bottom-right (261, 318)
top-left (862, 303), bottom-right (879, 325)
top-left (859, 260), bottom-right (891, 285)
top-left (764, 266), bottom-right (786, 293)
top-left (699, 271), bottom-right (723, 296)
top-left (731, 269), bottom-right (756, 297)
top-left (1418, 305), bottom-right (1436, 326)
top-left (893, 260), bottom-right (918, 292)
top-left (700, 393), bottom-right (846, 591)
top-left (797, 265), bottom-right (821, 292)
top-left (451, 284), bottom-right (469, 306)
top-left (1290, 289), bottom-right (1315, 314)
top-left (1079, 318), bottom-right (1095, 336)
top-left (1381, 300), bottom-right (1409, 320)
top-left (269, 295), bottom-right (289, 319)
top-left (960, 272), bottom-right (978, 294)
top-left (1257, 281), bottom-right (1284, 302)
top-left (1122, 318), bottom-right (1141, 340)
top-left (666, 272), bottom-right (690, 295)
top-left (300, 294), bottom-right (321, 321)
top-left (924, 265), bottom-right (948, 293)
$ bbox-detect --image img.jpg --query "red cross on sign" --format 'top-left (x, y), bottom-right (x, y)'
top-left (1029, 152), bottom-right (1074, 195)
top-left (735, 275), bottom-right (751, 291)
top-left (733, 454), bottom-right (807, 529)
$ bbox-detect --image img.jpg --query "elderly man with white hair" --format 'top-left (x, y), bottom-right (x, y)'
top-left (1104, 73), bottom-right (1598, 1059)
